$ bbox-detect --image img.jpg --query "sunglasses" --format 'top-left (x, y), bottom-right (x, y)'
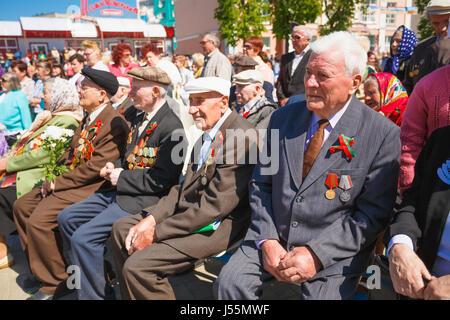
top-left (243, 44), bottom-right (253, 49)
top-left (291, 35), bottom-right (304, 40)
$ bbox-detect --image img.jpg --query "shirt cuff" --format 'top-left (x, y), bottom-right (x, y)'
top-left (255, 239), bottom-right (268, 250)
top-left (387, 234), bottom-right (414, 257)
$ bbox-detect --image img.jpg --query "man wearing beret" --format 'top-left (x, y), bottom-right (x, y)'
top-left (13, 68), bottom-right (130, 300)
top-left (111, 77), bottom-right (257, 299)
top-left (233, 70), bottom-right (277, 129)
top-left (229, 56), bottom-right (276, 109)
top-left (402, 0), bottom-right (450, 94)
top-left (56, 67), bottom-right (187, 300)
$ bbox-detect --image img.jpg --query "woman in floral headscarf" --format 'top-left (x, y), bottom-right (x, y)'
top-left (364, 72), bottom-right (409, 126)
top-left (384, 25), bottom-right (418, 80)
top-left (0, 77), bottom-right (82, 269)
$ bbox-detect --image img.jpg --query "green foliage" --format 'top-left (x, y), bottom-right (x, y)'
top-left (320, 0), bottom-right (369, 35)
top-left (214, 0), bottom-right (270, 47)
top-left (40, 137), bottom-right (71, 182)
top-left (269, 0), bottom-right (321, 41)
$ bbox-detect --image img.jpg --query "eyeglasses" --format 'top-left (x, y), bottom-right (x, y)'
top-left (79, 86), bottom-right (98, 92)
top-left (200, 41), bottom-right (211, 45)
top-left (243, 44), bottom-right (253, 49)
top-left (291, 35), bottom-right (305, 40)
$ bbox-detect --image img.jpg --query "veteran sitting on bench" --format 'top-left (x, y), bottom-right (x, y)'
top-left (111, 77), bottom-right (257, 300)
top-left (57, 66), bottom-right (187, 300)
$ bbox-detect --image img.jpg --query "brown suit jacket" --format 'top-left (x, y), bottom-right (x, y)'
top-left (53, 103), bottom-right (129, 203)
top-left (142, 110), bottom-right (257, 259)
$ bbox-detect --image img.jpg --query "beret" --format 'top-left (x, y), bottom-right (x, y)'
top-left (232, 70), bottom-right (264, 86)
top-left (426, 0), bottom-right (450, 15)
top-left (127, 66), bottom-right (171, 85)
top-left (81, 68), bottom-right (119, 96)
top-left (234, 55), bottom-right (258, 67)
top-left (184, 77), bottom-right (231, 96)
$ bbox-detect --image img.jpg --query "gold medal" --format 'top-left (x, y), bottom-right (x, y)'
top-left (201, 175), bottom-right (208, 186)
top-left (128, 163), bottom-right (134, 170)
top-left (325, 189), bottom-right (336, 200)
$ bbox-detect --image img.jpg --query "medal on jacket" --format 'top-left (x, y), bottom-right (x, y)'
top-left (126, 121), bottom-right (158, 170)
top-left (338, 175), bottom-right (353, 202)
top-left (201, 148), bottom-right (215, 186)
top-left (437, 159), bottom-right (450, 185)
top-left (329, 134), bottom-right (355, 160)
top-left (325, 173), bottom-right (338, 200)
top-left (70, 120), bottom-right (103, 170)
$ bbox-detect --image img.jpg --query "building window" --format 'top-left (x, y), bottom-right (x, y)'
top-left (361, 13), bottom-right (377, 24)
top-left (262, 37), bottom-right (270, 52)
top-left (385, 36), bottom-right (392, 51)
top-left (368, 35), bottom-right (376, 51)
top-left (368, 0), bottom-right (377, 5)
top-left (0, 38), bottom-right (18, 54)
top-left (387, 2), bottom-right (396, 8)
top-left (386, 13), bottom-right (396, 25)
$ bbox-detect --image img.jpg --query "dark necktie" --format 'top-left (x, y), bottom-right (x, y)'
top-left (201, 55), bottom-right (209, 77)
top-left (302, 119), bottom-right (329, 180)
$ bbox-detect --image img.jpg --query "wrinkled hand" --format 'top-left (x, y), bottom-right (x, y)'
top-left (125, 215), bottom-right (157, 256)
top-left (30, 98), bottom-right (41, 107)
top-left (100, 162), bottom-right (115, 180)
top-left (424, 275), bottom-right (450, 300)
top-left (41, 180), bottom-right (55, 198)
top-left (260, 240), bottom-right (288, 281)
top-left (0, 158), bottom-right (7, 172)
top-left (389, 243), bottom-right (432, 299)
top-left (108, 168), bottom-right (123, 186)
top-left (278, 246), bottom-right (322, 283)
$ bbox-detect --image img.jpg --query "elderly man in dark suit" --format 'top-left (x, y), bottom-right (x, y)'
top-left (276, 25), bottom-right (312, 107)
top-left (57, 67), bottom-right (187, 300)
top-left (13, 69), bottom-right (130, 300)
top-left (215, 31), bottom-right (401, 300)
top-left (385, 125), bottom-right (450, 300)
top-left (111, 77), bottom-right (257, 300)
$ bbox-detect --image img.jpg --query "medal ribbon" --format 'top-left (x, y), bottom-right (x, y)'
top-left (325, 173), bottom-right (338, 189)
top-left (330, 134), bottom-right (356, 159)
top-left (339, 175), bottom-right (353, 190)
top-left (89, 120), bottom-right (104, 135)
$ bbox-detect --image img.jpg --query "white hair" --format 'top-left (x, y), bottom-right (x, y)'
top-left (203, 33), bottom-right (221, 48)
top-left (292, 25), bottom-right (312, 39)
top-left (310, 31), bottom-right (367, 76)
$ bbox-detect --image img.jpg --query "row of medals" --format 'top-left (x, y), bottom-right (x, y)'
top-left (126, 143), bottom-right (158, 170)
top-left (325, 188), bottom-right (351, 203)
top-left (70, 131), bottom-right (90, 170)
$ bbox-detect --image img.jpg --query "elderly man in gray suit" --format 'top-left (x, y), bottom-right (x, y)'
top-left (215, 31), bottom-right (401, 300)
top-left (200, 33), bottom-right (232, 80)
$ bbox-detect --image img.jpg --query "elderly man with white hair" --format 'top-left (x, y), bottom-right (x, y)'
top-left (110, 77), bottom-right (257, 299)
top-left (233, 69), bottom-right (277, 129)
top-left (111, 76), bottom-right (136, 122)
top-left (200, 33), bottom-right (232, 80)
top-left (215, 31), bottom-right (401, 300)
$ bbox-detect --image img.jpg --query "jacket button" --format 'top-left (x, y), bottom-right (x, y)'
top-left (292, 221), bottom-right (299, 228)
top-left (295, 196), bottom-right (304, 203)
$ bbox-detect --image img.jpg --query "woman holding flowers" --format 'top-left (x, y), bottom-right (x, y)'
top-left (0, 77), bottom-right (82, 269)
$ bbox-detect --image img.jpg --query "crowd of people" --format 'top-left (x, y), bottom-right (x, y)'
top-left (0, 0), bottom-right (449, 301)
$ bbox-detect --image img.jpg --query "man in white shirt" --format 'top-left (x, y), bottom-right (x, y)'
top-left (200, 33), bottom-right (232, 80)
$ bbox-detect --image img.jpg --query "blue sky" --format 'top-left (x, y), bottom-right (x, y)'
top-left (0, 0), bottom-right (138, 21)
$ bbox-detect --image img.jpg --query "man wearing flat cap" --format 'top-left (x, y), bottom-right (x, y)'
top-left (57, 66), bottom-right (187, 300)
top-left (403, 0), bottom-right (450, 94)
top-left (110, 77), bottom-right (257, 300)
top-left (13, 68), bottom-right (130, 300)
top-left (233, 70), bottom-right (277, 129)
top-left (229, 56), bottom-right (276, 109)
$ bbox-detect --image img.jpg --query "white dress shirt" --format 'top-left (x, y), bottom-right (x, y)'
top-left (291, 46), bottom-right (310, 77)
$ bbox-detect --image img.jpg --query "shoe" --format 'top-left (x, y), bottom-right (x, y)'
top-left (27, 291), bottom-right (54, 300)
top-left (17, 274), bottom-right (41, 295)
top-left (0, 252), bottom-right (14, 269)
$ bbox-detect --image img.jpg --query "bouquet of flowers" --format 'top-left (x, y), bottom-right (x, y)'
top-left (38, 126), bottom-right (74, 182)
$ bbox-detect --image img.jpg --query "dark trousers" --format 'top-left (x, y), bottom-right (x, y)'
top-left (13, 187), bottom-right (74, 295)
top-left (57, 191), bottom-right (131, 300)
top-left (111, 213), bottom-right (196, 300)
top-left (0, 185), bottom-right (17, 222)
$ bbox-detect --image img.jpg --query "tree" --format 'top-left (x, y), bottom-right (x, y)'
top-left (415, 0), bottom-right (434, 40)
top-left (214, 0), bottom-right (270, 47)
top-left (269, 0), bottom-right (321, 41)
top-left (319, 0), bottom-right (369, 35)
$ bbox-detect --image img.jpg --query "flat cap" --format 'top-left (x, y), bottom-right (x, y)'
top-left (234, 55), bottom-right (258, 67)
top-left (127, 66), bottom-right (171, 85)
top-left (184, 77), bottom-right (231, 96)
top-left (426, 0), bottom-right (450, 15)
top-left (117, 76), bottom-right (131, 88)
top-left (232, 70), bottom-right (264, 86)
top-left (81, 68), bottom-right (119, 96)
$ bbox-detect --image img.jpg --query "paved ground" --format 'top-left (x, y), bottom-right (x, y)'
top-left (0, 234), bottom-right (302, 300)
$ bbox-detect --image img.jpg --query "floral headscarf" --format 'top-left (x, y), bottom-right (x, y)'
top-left (384, 25), bottom-right (418, 76)
top-left (45, 77), bottom-right (80, 113)
top-left (372, 72), bottom-right (409, 126)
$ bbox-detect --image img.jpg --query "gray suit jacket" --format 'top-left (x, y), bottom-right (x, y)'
top-left (202, 49), bottom-right (232, 81)
top-left (245, 96), bottom-right (400, 282)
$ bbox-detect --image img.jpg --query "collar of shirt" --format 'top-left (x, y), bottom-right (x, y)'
top-left (197, 108), bottom-right (232, 171)
top-left (241, 97), bottom-right (260, 114)
top-left (86, 103), bottom-right (108, 126)
top-left (207, 49), bottom-right (218, 58)
top-left (112, 95), bottom-right (128, 110)
top-left (305, 97), bottom-right (352, 149)
top-left (137, 99), bottom-right (165, 135)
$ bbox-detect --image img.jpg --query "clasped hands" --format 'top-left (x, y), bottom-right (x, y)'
top-left (100, 162), bottom-right (123, 186)
top-left (389, 243), bottom-right (450, 300)
top-left (261, 239), bottom-right (322, 284)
